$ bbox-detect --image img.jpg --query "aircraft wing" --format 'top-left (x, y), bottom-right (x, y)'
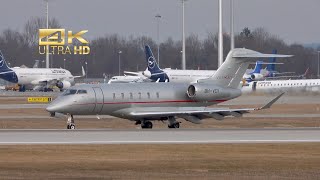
top-left (124, 71), bottom-right (142, 76)
top-left (32, 78), bottom-right (59, 85)
top-left (125, 93), bottom-right (284, 122)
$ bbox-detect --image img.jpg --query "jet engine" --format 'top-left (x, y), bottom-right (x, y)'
top-left (56, 80), bottom-right (71, 90)
top-left (187, 83), bottom-right (241, 102)
top-left (250, 73), bottom-right (264, 80)
top-left (142, 70), bottom-right (151, 78)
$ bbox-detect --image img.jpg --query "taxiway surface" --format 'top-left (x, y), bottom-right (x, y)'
top-left (1, 128), bottom-right (320, 144)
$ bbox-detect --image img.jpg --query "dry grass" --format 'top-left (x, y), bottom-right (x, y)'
top-left (0, 144), bottom-right (319, 179)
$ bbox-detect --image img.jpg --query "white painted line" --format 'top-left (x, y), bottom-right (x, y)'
top-left (1, 140), bottom-right (320, 145)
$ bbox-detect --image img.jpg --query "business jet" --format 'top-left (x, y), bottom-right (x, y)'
top-left (242, 79), bottom-right (320, 94)
top-left (0, 51), bottom-right (85, 91)
top-left (46, 47), bottom-right (291, 129)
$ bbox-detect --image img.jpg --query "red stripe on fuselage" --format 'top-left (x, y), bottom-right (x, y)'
top-left (75, 99), bottom-right (227, 106)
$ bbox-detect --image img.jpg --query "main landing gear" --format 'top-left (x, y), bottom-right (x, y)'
top-left (66, 114), bottom-right (75, 129)
top-left (140, 121), bottom-right (153, 129)
top-left (136, 116), bottom-right (180, 129)
top-left (168, 116), bottom-right (180, 129)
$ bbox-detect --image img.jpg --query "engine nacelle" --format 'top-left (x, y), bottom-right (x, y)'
top-left (187, 83), bottom-right (241, 102)
top-left (56, 80), bottom-right (71, 90)
top-left (142, 70), bottom-right (151, 78)
top-left (250, 73), bottom-right (264, 80)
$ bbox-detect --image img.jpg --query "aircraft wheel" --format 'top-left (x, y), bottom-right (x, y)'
top-left (141, 121), bottom-right (153, 129)
top-left (69, 124), bottom-right (76, 129)
top-left (67, 124), bottom-right (75, 130)
top-left (168, 122), bottom-right (180, 129)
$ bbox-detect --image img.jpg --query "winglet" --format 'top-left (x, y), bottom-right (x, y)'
top-left (256, 92), bottom-right (285, 110)
top-left (73, 66), bottom-right (86, 78)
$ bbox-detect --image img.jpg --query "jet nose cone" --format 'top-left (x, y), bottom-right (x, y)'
top-left (46, 104), bottom-right (61, 113)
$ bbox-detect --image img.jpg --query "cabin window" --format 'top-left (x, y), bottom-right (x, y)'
top-left (63, 89), bottom-right (77, 96)
top-left (130, 93), bottom-right (133, 99)
top-left (113, 93), bottom-right (116, 100)
top-left (121, 93), bottom-right (124, 99)
top-left (156, 92), bottom-right (160, 98)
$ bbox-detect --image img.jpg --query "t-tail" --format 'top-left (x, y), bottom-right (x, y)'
top-left (144, 45), bottom-right (169, 82)
top-left (209, 48), bottom-right (292, 89)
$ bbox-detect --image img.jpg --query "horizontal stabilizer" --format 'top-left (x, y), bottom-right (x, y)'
top-left (232, 49), bottom-right (293, 58)
top-left (250, 62), bottom-right (283, 65)
top-left (124, 71), bottom-right (141, 76)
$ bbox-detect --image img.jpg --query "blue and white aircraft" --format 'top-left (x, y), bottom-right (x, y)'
top-left (0, 51), bottom-right (84, 91)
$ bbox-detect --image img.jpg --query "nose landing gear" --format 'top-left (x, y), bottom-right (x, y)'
top-left (168, 116), bottom-right (180, 129)
top-left (66, 114), bottom-right (75, 129)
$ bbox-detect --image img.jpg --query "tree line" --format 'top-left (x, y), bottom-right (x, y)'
top-left (0, 17), bottom-right (318, 78)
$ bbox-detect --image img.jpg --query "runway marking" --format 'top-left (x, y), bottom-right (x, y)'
top-left (1, 140), bottom-right (320, 145)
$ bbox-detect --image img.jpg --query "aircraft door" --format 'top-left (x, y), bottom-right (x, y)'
top-left (252, 82), bottom-right (257, 91)
top-left (92, 87), bottom-right (104, 114)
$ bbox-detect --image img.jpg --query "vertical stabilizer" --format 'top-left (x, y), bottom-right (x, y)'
top-left (210, 48), bottom-right (292, 89)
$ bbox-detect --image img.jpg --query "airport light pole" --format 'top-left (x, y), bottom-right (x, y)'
top-left (63, 59), bottom-right (66, 69)
top-left (318, 51), bottom-right (320, 78)
top-left (181, 0), bottom-right (187, 70)
top-left (218, 0), bottom-right (223, 67)
top-left (85, 61), bottom-right (88, 80)
top-left (44, 0), bottom-right (49, 68)
top-left (155, 14), bottom-right (161, 66)
top-left (230, 0), bottom-right (234, 50)
top-left (118, 50), bottom-right (122, 76)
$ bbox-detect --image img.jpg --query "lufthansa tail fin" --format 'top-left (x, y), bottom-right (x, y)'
top-left (210, 48), bottom-right (292, 89)
top-left (145, 45), bottom-right (162, 74)
top-left (0, 51), bottom-right (13, 73)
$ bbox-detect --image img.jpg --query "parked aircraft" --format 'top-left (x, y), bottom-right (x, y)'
top-left (46, 48), bottom-right (291, 129)
top-left (108, 75), bottom-right (145, 84)
top-left (242, 79), bottom-right (320, 94)
top-left (124, 45), bottom-right (215, 83)
top-left (0, 51), bottom-right (85, 91)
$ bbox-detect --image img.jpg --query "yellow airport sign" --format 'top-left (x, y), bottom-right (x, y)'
top-left (27, 97), bottom-right (52, 103)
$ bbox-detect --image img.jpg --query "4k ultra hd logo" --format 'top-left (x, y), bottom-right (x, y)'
top-left (38, 29), bottom-right (90, 55)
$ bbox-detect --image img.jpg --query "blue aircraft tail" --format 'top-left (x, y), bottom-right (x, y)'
top-left (252, 61), bottom-right (263, 74)
top-left (266, 49), bottom-right (277, 71)
top-left (144, 45), bottom-right (169, 82)
top-left (0, 51), bottom-right (12, 73)
top-left (145, 45), bottom-right (162, 73)
top-left (0, 51), bottom-right (17, 84)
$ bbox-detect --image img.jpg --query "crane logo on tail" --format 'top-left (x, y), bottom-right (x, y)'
top-left (148, 56), bottom-right (156, 69)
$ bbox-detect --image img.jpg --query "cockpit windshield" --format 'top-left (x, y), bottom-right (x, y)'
top-left (77, 90), bottom-right (87, 94)
top-left (63, 89), bottom-right (87, 96)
